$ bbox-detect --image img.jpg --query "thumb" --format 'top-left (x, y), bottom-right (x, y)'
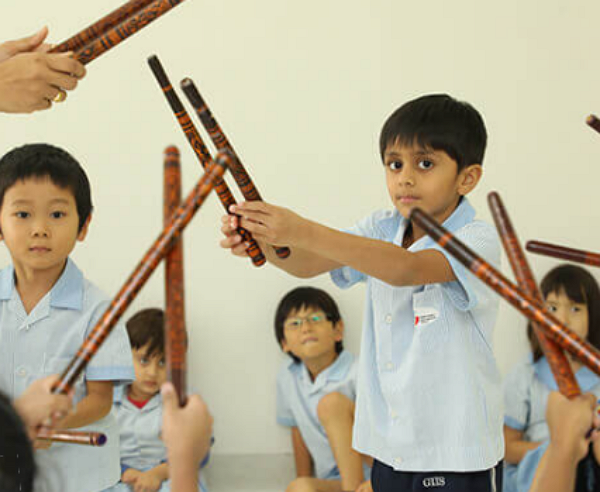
top-left (5, 27), bottom-right (49, 56)
top-left (161, 382), bottom-right (177, 412)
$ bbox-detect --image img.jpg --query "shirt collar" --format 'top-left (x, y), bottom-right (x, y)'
top-left (391, 197), bottom-right (476, 247)
top-left (0, 258), bottom-right (83, 310)
top-left (534, 356), bottom-right (600, 392)
top-left (114, 384), bottom-right (162, 411)
top-left (288, 351), bottom-right (353, 392)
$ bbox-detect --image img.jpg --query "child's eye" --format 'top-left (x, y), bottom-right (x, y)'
top-left (571, 306), bottom-right (582, 313)
top-left (158, 359), bottom-right (166, 367)
top-left (285, 319), bottom-right (303, 329)
top-left (50, 211), bottom-right (66, 219)
top-left (15, 211), bottom-right (30, 219)
top-left (387, 161), bottom-right (402, 171)
top-left (547, 305), bottom-right (557, 313)
top-left (139, 357), bottom-right (149, 365)
top-left (417, 160), bottom-right (434, 170)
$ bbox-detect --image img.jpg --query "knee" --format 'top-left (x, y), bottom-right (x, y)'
top-left (317, 391), bottom-right (353, 424)
top-left (286, 477), bottom-right (315, 492)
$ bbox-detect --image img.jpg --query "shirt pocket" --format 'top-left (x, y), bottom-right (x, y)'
top-left (43, 355), bottom-right (86, 402)
top-left (412, 287), bottom-right (448, 352)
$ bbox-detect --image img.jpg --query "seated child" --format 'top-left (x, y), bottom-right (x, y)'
top-left (0, 143), bottom-right (134, 492)
top-left (503, 265), bottom-right (600, 492)
top-left (275, 286), bottom-right (371, 492)
top-left (109, 308), bottom-right (209, 492)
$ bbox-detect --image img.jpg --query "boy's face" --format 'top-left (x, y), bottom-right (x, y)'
top-left (382, 141), bottom-right (482, 224)
top-left (545, 289), bottom-right (589, 342)
top-left (281, 306), bottom-right (343, 363)
top-left (0, 178), bottom-right (88, 275)
top-left (131, 345), bottom-right (167, 400)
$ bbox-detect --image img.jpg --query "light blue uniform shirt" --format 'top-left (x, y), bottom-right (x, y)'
top-left (0, 259), bottom-right (135, 492)
top-left (277, 350), bottom-right (370, 480)
top-left (330, 198), bottom-right (504, 472)
top-left (503, 356), bottom-right (600, 492)
top-left (106, 385), bottom-right (208, 492)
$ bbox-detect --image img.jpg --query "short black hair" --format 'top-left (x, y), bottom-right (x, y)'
top-left (274, 287), bottom-right (343, 363)
top-left (0, 144), bottom-right (93, 232)
top-left (379, 94), bottom-right (487, 171)
top-left (528, 265), bottom-right (600, 362)
top-left (0, 392), bottom-right (35, 492)
top-left (126, 308), bottom-right (166, 358)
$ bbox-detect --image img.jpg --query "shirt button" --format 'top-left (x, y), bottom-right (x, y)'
top-left (390, 409), bottom-right (398, 419)
top-left (395, 457), bottom-right (403, 465)
top-left (386, 362), bottom-right (394, 371)
top-left (385, 314), bottom-right (393, 324)
top-left (16, 368), bottom-right (27, 377)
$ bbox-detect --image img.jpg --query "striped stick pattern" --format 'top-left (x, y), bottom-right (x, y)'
top-left (52, 0), bottom-right (189, 65)
top-left (148, 55), bottom-right (265, 266)
top-left (409, 207), bottom-right (600, 375)
top-left (164, 146), bottom-right (187, 406)
top-left (488, 192), bottom-right (580, 398)
top-left (37, 429), bottom-right (107, 447)
top-left (51, 0), bottom-right (155, 54)
top-left (52, 152), bottom-right (230, 395)
top-left (180, 78), bottom-right (291, 259)
top-left (587, 114), bottom-right (600, 135)
top-left (526, 240), bottom-right (600, 268)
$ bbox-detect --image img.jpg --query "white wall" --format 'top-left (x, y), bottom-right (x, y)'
top-left (1, 0), bottom-right (600, 455)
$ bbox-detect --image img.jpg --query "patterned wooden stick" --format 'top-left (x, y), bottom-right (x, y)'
top-left (52, 152), bottom-right (230, 395)
top-left (409, 207), bottom-right (600, 375)
top-left (164, 147), bottom-right (187, 406)
top-left (37, 429), bottom-right (107, 447)
top-left (587, 115), bottom-right (600, 135)
top-left (50, 0), bottom-right (190, 65)
top-left (148, 55), bottom-right (265, 267)
top-left (526, 241), bottom-right (600, 268)
top-left (180, 78), bottom-right (291, 260)
top-left (50, 0), bottom-right (155, 54)
top-left (488, 192), bottom-right (580, 398)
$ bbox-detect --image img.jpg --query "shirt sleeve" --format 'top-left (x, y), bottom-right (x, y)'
top-left (85, 300), bottom-right (135, 383)
top-left (330, 210), bottom-right (393, 289)
top-left (276, 366), bottom-right (296, 427)
top-left (427, 220), bottom-right (501, 312)
top-left (504, 362), bottom-right (532, 431)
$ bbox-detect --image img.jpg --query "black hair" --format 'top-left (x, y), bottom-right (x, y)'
top-left (126, 308), bottom-right (166, 358)
top-left (274, 287), bottom-right (343, 363)
top-left (528, 265), bottom-right (600, 362)
top-left (379, 94), bottom-right (487, 172)
top-left (0, 392), bottom-right (35, 492)
top-left (0, 144), bottom-right (93, 232)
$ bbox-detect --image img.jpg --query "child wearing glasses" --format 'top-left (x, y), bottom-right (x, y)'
top-left (275, 286), bottom-right (371, 492)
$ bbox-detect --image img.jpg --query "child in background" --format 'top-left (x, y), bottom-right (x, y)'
top-left (275, 286), bottom-right (371, 492)
top-left (0, 143), bottom-right (134, 492)
top-left (503, 265), bottom-right (600, 492)
top-left (109, 308), bottom-right (209, 492)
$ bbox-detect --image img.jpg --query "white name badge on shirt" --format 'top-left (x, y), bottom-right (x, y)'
top-left (414, 306), bottom-right (440, 327)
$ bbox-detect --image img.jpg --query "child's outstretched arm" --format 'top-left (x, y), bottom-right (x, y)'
top-left (225, 202), bottom-right (455, 286)
top-left (162, 383), bottom-right (213, 492)
top-left (291, 427), bottom-right (313, 477)
top-left (503, 425), bottom-right (542, 464)
top-left (529, 392), bottom-right (600, 492)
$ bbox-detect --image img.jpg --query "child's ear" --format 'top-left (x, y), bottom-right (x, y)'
top-left (457, 164), bottom-right (482, 196)
top-left (333, 320), bottom-right (345, 342)
top-left (77, 214), bottom-right (92, 241)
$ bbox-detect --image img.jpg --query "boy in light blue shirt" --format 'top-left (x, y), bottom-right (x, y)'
top-left (108, 308), bottom-right (209, 492)
top-left (221, 94), bottom-right (504, 492)
top-left (0, 143), bottom-right (134, 492)
top-left (275, 287), bottom-right (371, 492)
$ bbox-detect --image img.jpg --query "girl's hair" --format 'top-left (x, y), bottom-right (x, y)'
top-left (0, 392), bottom-right (35, 492)
top-left (528, 265), bottom-right (600, 362)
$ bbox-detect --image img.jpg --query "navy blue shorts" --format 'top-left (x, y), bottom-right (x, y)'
top-left (371, 459), bottom-right (503, 492)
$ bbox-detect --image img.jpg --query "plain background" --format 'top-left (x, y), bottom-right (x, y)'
top-left (1, 0), bottom-right (599, 456)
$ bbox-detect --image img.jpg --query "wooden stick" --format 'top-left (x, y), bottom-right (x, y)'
top-left (51, 0), bottom-right (190, 65)
top-left (37, 429), bottom-right (107, 447)
top-left (50, 0), bottom-right (155, 54)
top-left (587, 114), bottom-right (600, 135)
top-left (163, 146), bottom-right (187, 406)
top-left (409, 207), bottom-right (600, 375)
top-left (488, 192), bottom-right (580, 397)
top-left (180, 78), bottom-right (291, 260)
top-left (52, 152), bottom-right (230, 395)
top-left (526, 240), bottom-right (600, 268)
top-left (148, 55), bottom-right (266, 267)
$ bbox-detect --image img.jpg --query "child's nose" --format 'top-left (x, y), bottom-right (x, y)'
top-left (398, 167), bottom-right (416, 186)
top-left (31, 220), bottom-right (50, 237)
